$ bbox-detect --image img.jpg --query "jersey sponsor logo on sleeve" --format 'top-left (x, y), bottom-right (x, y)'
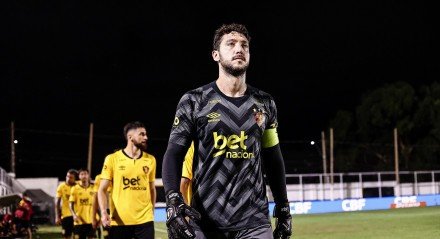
top-left (213, 131), bottom-right (254, 159)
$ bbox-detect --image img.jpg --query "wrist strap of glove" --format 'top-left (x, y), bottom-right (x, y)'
top-left (274, 202), bottom-right (291, 218)
top-left (166, 190), bottom-right (184, 205)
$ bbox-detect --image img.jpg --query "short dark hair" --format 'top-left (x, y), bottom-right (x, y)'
top-left (67, 169), bottom-right (78, 180)
top-left (123, 121), bottom-right (145, 140)
top-left (78, 168), bottom-right (89, 174)
top-left (213, 23), bottom-right (251, 51)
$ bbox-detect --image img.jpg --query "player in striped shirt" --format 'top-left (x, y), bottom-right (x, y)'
top-left (162, 23), bottom-right (292, 239)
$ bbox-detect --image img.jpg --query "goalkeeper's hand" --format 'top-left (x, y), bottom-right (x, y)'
top-left (166, 190), bottom-right (201, 239)
top-left (273, 203), bottom-right (292, 239)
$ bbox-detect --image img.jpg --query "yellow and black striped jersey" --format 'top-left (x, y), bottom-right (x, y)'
top-left (169, 81), bottom-right (279, 230)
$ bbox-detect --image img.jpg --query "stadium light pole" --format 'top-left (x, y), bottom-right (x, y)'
top-left (330, 128), bottom-right (334, 201)
top-left (310, 134), bottom-right (328, 182)
top-left (394, 128), bottom-right (400, 196)
top-left (321, 131), bottom-right (327, 183)
top-left (87, 123), bottom-right (94, 174)
top-left (10, 121), bottom-right (16, 175)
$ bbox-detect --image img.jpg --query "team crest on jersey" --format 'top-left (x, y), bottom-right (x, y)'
top-left (143, 166), bottom-right (149, 174)
top-left (253, 108), bottom-right (266, 127)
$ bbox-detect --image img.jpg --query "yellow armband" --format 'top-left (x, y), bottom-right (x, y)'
top-left (262, 128), bottom-right (279, 148)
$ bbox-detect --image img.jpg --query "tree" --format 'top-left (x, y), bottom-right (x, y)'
top-left (329, 81), bottom-right (440, 171)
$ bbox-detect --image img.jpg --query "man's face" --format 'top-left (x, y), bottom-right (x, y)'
top-left (66, 172), bottom-right (76, 185)
top-left (213, 31), bottom-right (250, 77)
top-left (79, 171), bottom-right (89, 183)
top-left (128, 127), bottom-right (148, 151)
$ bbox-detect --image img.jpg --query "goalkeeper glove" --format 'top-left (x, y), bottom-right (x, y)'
top-left (273, 203), bottom-right (292, 239)
top-left (166, 190), bottom-right (201, 239)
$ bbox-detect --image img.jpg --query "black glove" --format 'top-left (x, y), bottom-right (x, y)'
top-left (166, 190), bottom-right (201, 239)
top-left (273, 203), bottom-right (292, 239)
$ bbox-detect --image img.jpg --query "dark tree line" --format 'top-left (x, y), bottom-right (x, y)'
top-left (329, 81), bottom-right (440, 172)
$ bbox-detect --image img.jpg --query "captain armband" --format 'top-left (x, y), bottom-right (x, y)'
top-left (262, 128), bottom-right (279, 148)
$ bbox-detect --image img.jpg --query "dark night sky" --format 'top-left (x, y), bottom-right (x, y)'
top-left (1, 2), bottom-right (438, 179)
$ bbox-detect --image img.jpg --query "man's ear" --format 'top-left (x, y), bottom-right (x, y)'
top-left (212, 50), bottom-right (219, 62)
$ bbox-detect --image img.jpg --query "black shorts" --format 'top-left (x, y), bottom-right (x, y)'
top-left (109, 221), bottom-right (154, 239)
top-left (73, 224), bottom-right (96, 239)
top-left (195, 224), bottom-right (273, 239)
top-left (61, 216), bottom-right (74, 237)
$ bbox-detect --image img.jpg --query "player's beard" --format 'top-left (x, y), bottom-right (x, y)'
top-left (133, 139), bottom-right (147, 151)
top-left (219, 55), bottom-right (249, 77)
top-left (81, 178), bottom-right (88, 185)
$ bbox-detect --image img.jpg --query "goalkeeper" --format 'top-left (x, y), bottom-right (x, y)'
top-left (162, 23), bottom-right (292, 239)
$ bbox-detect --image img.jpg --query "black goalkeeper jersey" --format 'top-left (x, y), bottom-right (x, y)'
top-left (168, 81), bottom-right (279, 231)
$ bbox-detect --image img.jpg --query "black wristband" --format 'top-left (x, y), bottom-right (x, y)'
top-left (274, 203), bottom-right (291, 218)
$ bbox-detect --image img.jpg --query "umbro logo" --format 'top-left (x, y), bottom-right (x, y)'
top-left (118, 165), bottom-right (126, 170)
top-left (207, 112), bottom-right (221, 123)
top-left (208, 99), bottom-right (221, 104)
top-left (207, 112), bottom-right (220, 119)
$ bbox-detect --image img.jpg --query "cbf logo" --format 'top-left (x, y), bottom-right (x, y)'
top-left (122, 176), bottom-right (146, 190)
top-left (213, 131), bottom-right (254, 159)
top-left (291, 202), bottom-right (312, 214)
top-left (342, 199), bottom-right (366, 211)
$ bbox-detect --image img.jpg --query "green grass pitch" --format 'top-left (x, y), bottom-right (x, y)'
top-left (36, 206), bottom-right (440, 239)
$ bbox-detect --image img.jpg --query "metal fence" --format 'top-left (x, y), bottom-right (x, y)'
top-left (0, 167), bottom-right (26, 196)
top-left (278, 170), bottom-right (440, 202)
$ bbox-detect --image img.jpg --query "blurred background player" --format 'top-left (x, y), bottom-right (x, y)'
top-left (13, 193), bottom-right (34, 239)
top-left (56, 169), bottom-right (78, 239)
top-left (69, 168), bottom-right (96, 239)
top-left (91, 173), bottom-right (110, 239)
top-left (97, 121), bottom-right (157, 239)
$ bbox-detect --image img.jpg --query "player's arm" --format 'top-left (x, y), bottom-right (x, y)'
top-left (97, 179), bottom-right (111, 228)
top-left (261, 100), bottom-right (292, 239)
top-left (180, 177), bottom-right (191, 204)
top-left (162, 142), bottom-right (200, 239)
top-left (262, 144), bottom-right (288, 204)
top-left (91, 192), bottom-right (99, 229)
top-left (55, 197), bottom-right (62, 225)
top-left (262, 144), bottom-right (292, 239)
top-left (69, 201), bottom-right (79, 223)
top-left (149, 182), bottom-right (156, 209)
top-left (162, 143), bottom-right (188, 193)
